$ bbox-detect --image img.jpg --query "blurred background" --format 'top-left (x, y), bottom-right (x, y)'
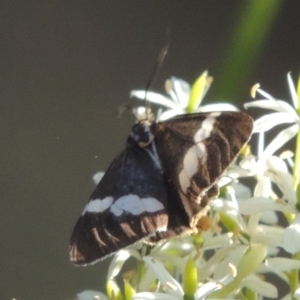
top-left (1, 1), bottom-right (300, 299)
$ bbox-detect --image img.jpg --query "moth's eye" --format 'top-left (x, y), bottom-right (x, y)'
top-left (131, 121), bottom-right (154, 147)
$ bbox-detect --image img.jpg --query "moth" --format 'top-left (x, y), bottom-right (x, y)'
top-left (69, 111), bottom-right (253, 266)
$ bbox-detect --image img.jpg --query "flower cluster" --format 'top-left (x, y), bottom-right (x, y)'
top-left (76, 72), bottom-right (300, 300)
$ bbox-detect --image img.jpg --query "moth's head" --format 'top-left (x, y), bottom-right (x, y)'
top-left (132, 106), bottom-right (155, 122)
top-left (129, 120), bottom-right (155, 148)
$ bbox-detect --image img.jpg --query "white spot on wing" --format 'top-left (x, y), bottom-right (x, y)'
top-left (142, 197), bottom-right (164, 212)
top-left (110, 194), bottom-right (164, 216)
top-left (196, 142), bottom-right (206, 158)
top-left (183, 147), bottom-right (198, 178)
top-left (209, 111), bottom-right (221, 117)
top-left (194, 116), bottom-right (216, 143)
top-left (82, 197), bottom-right (114, 215)
top-left (179, 146), bottom-right (199, 193)
top-left (179, 142), bottom-right (207, 192)
top-left (110, 195), bottom-right (140, 217)
top-left (179, 114), bottom-right (218, 193)
top-left (179, 170), bottom-right (190, 194)
top-left (156, 224), bottom-right (167, 232)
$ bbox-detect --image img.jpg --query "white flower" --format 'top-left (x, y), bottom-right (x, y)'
top-left (238, 154), bottom-right (300, 254)
top-left (244, 74), bottom-right (300, 255)
top-left (76, 290), bottom-right (108, 300)
top-left (213, 182), bottom-right (284, 246)
top-left (104, 236), bottom-right (238, 300)
top-left (245, 73), bottom-right (300, 160)
top-left (131, 71), bottom-right (237, 120)
top-left (132, 256), bottom-right (223, 300)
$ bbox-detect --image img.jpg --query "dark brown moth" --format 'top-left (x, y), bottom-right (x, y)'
top-left (69, 111), bottom-right (253, 266)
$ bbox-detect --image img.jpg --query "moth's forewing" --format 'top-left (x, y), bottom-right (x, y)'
top-left (150, 111), bottom-right (253, 239)
top-left (69, 143), bottom-right (168, 266)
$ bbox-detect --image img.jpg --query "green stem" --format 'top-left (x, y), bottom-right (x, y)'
top-left (287, 252), bottom-right (300, 300)
top-left (293, 130), bottom-right (300, 189)
top-left (289, 77), bottom-right (300, 300)
top-left (213, 0), bottom-right (282, 102)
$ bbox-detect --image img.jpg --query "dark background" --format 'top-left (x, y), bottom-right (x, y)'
top-left (1, 1), bottom-right (300, 299)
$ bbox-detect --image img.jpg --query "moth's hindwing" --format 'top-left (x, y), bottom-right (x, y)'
top-left (69, 133), bottom-right (169, 265)
top-left (150, 111), bottom-right (253, 240)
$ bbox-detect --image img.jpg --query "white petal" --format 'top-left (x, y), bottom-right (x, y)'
top-left (155, 238), bottom-right (194, 254)
top-left (133, 292), bottom-right (177, 300)
top-left (107, 249), bottom-right (141, 279)
top-left (260, 211), bottom-right (278, 225)
top-left (229, 182), bottom-right (252, 201)
top-left (153, 253), bottom-right (186, 270)
top-left (276, 295), bottom-right (290, 300)
top-left (245, 99), bottom-right (298, 117)
top-left (287, 72), bottom-right (298, 109)
top-left (202, 233), bottom-right (232, 250)
top-left (194, 282), bottom-right (222, 300)
top-left (218, 166), bottom-right (253, 187)
top-left (247, 213), bottom-right (261, 235)
top-left (294, 287), bottom-right (300, 299)
top-left (266, 156), bottom-right (289, 172)
top-left (170, 77), bottom-right (190, 108)
top-left (251, 225), bottom-right (285, 248)
top-left (217, 176), bottom-right (233, 187)
top-left (257, 263), bottom-right (289, 283)
top-left (280, 150), bottom-right (294, 159)
top-left (266, 257), bottom-right (300, 272)
top-left (138, 266), bottom-right (157, 291)
top-left (76, 290), bottom-right (108, 300)
top-left (257, 132), bottom-right (265, 157)
top-left (93, 171), bottom-right (105, 185)
top-left (261, 124), bottom-right (299, 159)
top-left (238, 155), bottom-right (258, 174)
top-left (267, 247), bottom-right (280, 256)
top-left (243, 274), bottom-right (278, 298)
top-left (283, 214), bottom-right (300, 254)
top-left (196, 103), bottom-right (238, 112)
top-left (212, 199), bottom-right (247, 232)
top-left (212, 246), bottom-right (247, 280)
top-left (159, 109), bottom-right (184, 121)
top-left (268, 171), bottom-right (296, 204)
top-left (143, 257), bottom-right (184, 298)
top-left (239, 197), bottom-right (295, 215)
top-left (130, 90), bottom-right (177, 109)
top-left (253, 112), bottom-right (296, 133)
top-left (198, 245), bottom-right (247, 281)
top-left (264, 157), bottom-right (297, 205)
top-left (254, 177), bottom-right (271, 197)
top-left (256, 88), bottom-right (276, 100)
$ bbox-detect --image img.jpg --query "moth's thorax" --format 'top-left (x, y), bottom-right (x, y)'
top-left (129, 120), bottom-right (155, 148)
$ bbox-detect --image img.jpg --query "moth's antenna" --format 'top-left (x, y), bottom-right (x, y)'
top-left (144, 41), bottom-right (170, 120)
